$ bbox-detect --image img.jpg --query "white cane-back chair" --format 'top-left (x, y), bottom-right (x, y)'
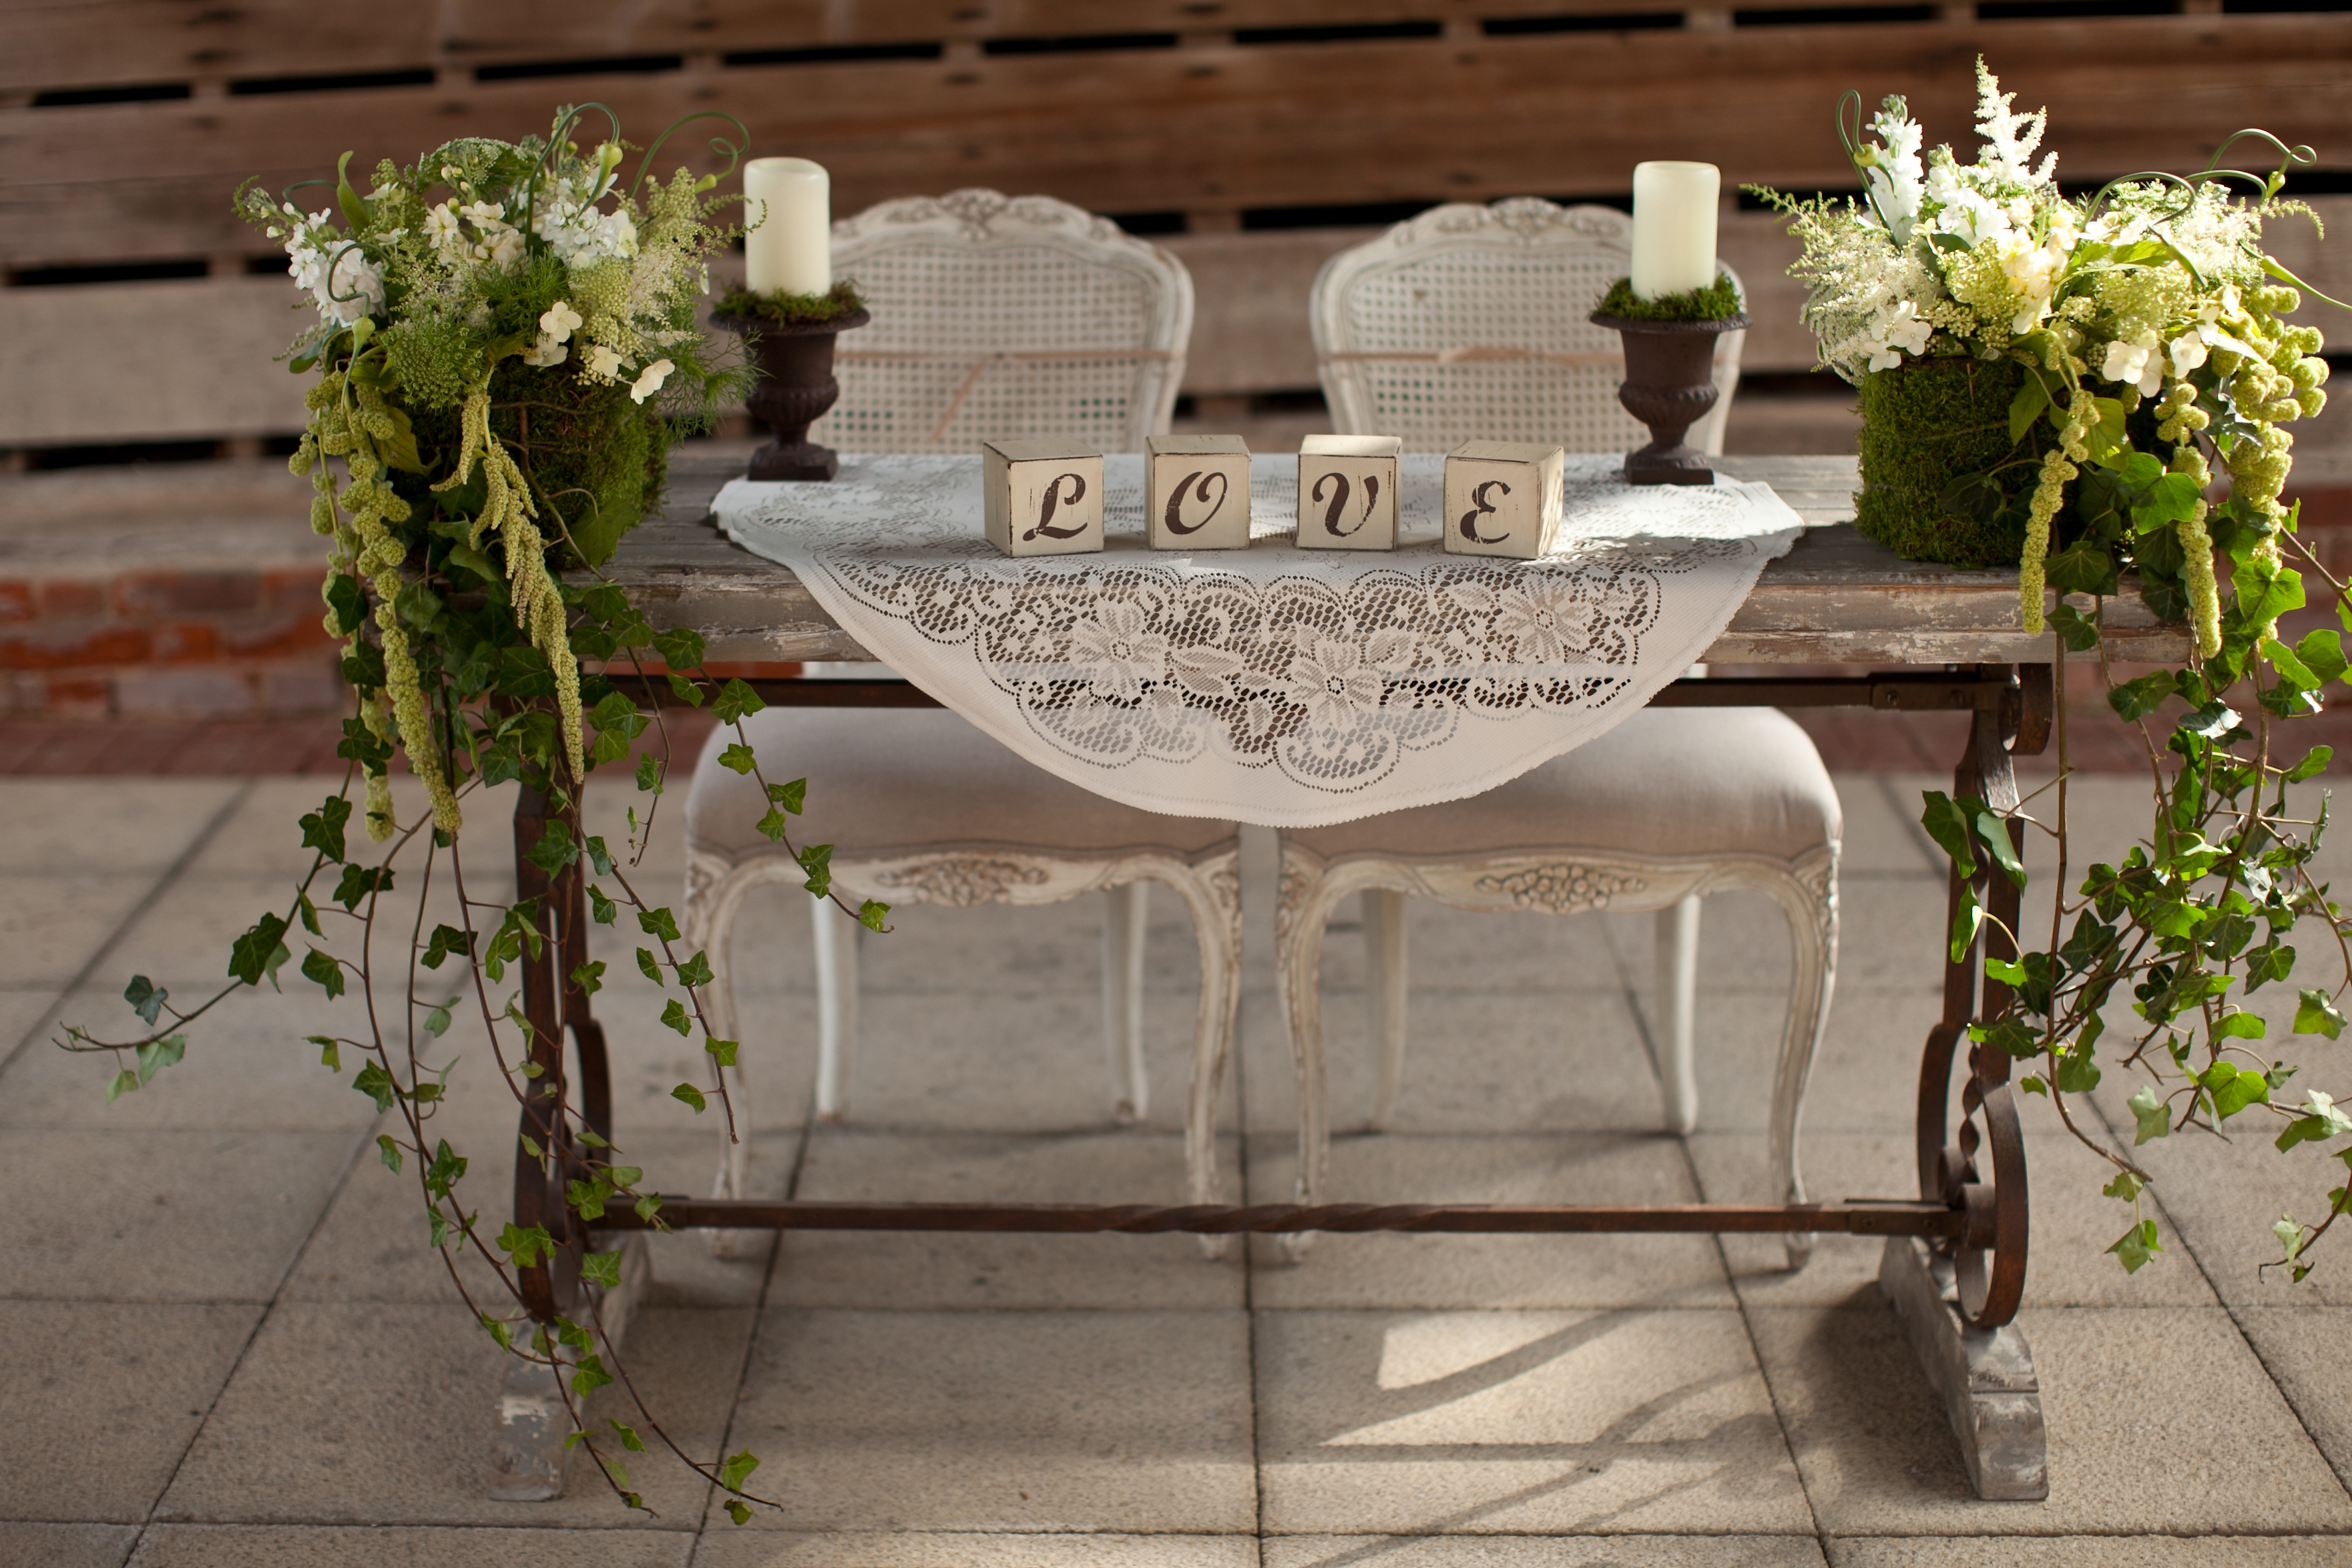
top-left (811, 189), bottom-right (1192, 453)
top-left (1291, 199), bottom-right (1835, 1266)
top-left (686, 198), bottom-right (1216, 1241)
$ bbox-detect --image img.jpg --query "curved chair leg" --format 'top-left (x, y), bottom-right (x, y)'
top-left (1761, 850), bottom-right (1839, 1270)
top-left (811, 894), bottom-right (861, 1123)
top-left (1365, 888), bottom-right (1408, 1131)
top-left (1652, 894), bottom-right (1702, 1135)
top-left (1103, 881), bottom-right (1150, 1125)
top-left (1160, 855), bottom-right (1241, 1259)
top-left (1276, 852), bottom-right (1350, 1263)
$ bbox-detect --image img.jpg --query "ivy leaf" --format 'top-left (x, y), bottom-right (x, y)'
top-left (2107, 1218), bottom-right (2162, 1274)
top-left (634, 1193), bottom-right (663, 1224)
top-left (638, 906), bottom-right (681, 943)
top-left (660, 999), bottom-right (692, 1037)
top-left (2239, 559), bottom-right (2307, 629)
top-left (421, 996), bottom-right (455, 1038)
top-left (2275, 1215), bottom-right (2311, 1266)
top-left (300, 947), bottom-right (345, 999)
top-left (718, 742), bottom-right (759, 775)
top-left (636, 947), bottom-right (664, 985)
top-left (2102, 1170), bottom-right (2144, 1202)
top-left (798, 842), bottom-right (834, 897)
top-left (2262, 637), bottom-right (2321, 692)
top-left (706, 1038), bottom-right (738, 1067)
top-left (2246, 943), bottom-right (2297, 993)
top-left (1949, 882), bottom-right (1984, 965)
top-left (726, 1500), bottom-right (754, 1526)
top-left (377, 1133), bottom-right (404, 1173)
top-left (2214, 1011), bottom-right (2268, 1041)
top-left (124, 975), bottom-right (167, 1027)
top-left (498, 1222), bottom-right (555, 1270)
top-left (710, 678), bottom-right (766, 724)
top-left (299, 796), bottom-right (352, 863)
top-left (2296, 628), bottom-right (2349, 687)
top-left (312, 1035), bottom-right (340, 1072)
top-left (2296, 989), bottom-right (2346, 1040)
top-left (587, 884), bottom-right (618, 926)
top-left (2055, 1039), bottom-right (2101, 1094)
top-left (1972, 808), bottom-right (2026, 890)
top-left (2178, 702), bottom-right (2243, 743)
top-left (2200, 1060), bottom-right (2271, 1120)
top-left (103, 1068), bottom-right (140, 1105)
top-left (421, 924), bottom-right (473, 971)
top-left (756, 807), bottom-right (791, 843)
top-left (1919, 792), bottom-right (1978, 878)
top-left (718, 1449), bottom-right (761, 1493)
top-left (2277, 1091), bottom-right (2352, 1151)
top-left (333, 863), bottom-right (393, 912)
top-left (676, 951), bottom-right (714, 989)
top-left (652, 627), bottom-right (706, 672)
top-left (325, 573), bottom-right (366, 637)
top-left (525, 822), bottom-right (579, 877)
top-left (570, 959), bottom-right (606, 997)
top-left (2045, 539), bottom-right (2119, 597)
top-left (352, 1061), bottom-right (399, 1113)
top-left (583, 836), bottom-right (616, 878)
top-left (671, 1082), bottom-right (706, 1113)
top-left (858, 899), bottom-right (891, 933)
top-left (134, 1034), bottom-right (185, 1086)
top-left (2008, 372), bottom-right (2052, 444)
top-left (229, 912), bottom-right (292, 987)
top-left (767, 778), bottom-right (806, 814)
top-left (2128, 1084), bottom-right (2173, 1145)
top-left (664, 672), bottom-right (704, 709)
top-left (298, 890), bottom-right (322, 937)
top-left (2286, 748), bottom-right (2333, 785)
top-left (2047, 602), bottom-right (2101, 654)
top-left (2108, 670), bottom-right (2178, 722)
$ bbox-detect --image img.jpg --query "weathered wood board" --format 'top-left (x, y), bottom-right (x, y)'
top-left (606, 451), bottom-right (2192, 667)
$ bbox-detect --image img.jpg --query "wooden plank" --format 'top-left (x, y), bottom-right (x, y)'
top-left (0, 0), bottom-right (2003, 95)
top-left (4, 15), bottom-right (2345, 267)
top-left (605, 451), bottom-right (2193, 666)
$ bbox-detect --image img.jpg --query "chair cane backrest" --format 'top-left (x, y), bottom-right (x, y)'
top-left (1309, 198), bottom-right (1745, 455)
top-left (809, 190), bottom-right (1194, 454)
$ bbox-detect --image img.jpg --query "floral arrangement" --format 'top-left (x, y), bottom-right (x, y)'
top-left (60, 107), bottom-right (887, 1517)
top-left (1754, 59), bottom-right (2333, 645)
top-left (1764, 63), bottom-right (2352, 1289)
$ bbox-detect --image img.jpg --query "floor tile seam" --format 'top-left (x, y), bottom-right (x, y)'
top-left (0, 781), bottom-right (256, 1082)
top-left (126, 1518), bottom-right (704, 1535)
top-left (1869, 774), bottom-right (1949, 872)
top-left (1598, 901), bottom-right (1829, 1545)
top-left (134, 1119), bottom-right (379, 1534)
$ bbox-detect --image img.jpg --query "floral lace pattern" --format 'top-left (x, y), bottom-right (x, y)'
top-left (717, 455), bottom-right (1800, 826)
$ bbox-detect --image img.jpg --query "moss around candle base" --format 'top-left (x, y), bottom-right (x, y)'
top-left (1854, 355), bottom-right (2038, 568)
top-left (1594, 274), bottom-right (1742, 324)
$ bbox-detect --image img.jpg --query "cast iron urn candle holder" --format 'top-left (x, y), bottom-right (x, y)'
top-left (1588, 309), bottom-right (1748, 485)
top-left (711, 306), bottom-right (871, 481)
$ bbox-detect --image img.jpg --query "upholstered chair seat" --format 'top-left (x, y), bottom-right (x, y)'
top-left (686, 707), bottom-right (1242, 1227)
top-left (1277, 708), bottom-right (1840, 1264)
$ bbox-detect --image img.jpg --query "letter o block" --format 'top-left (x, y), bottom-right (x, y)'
top-left (983, 439), bottom-right (1104, 557)
top-left (1442, 440), bottom-right (1566, 560)
top-left (1295, 434), bottom-right (1401, 551)
top-left (1146, 434), bottom-right (1252, 551)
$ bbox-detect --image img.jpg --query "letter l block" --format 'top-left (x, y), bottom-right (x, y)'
top-left (982, 439), bottom-right (1104, 557)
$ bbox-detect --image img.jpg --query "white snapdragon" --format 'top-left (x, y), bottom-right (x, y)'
top-left (628, 358), bottom-right (674, 404)
top-left (1861, 101), bottom-right (1925, 244)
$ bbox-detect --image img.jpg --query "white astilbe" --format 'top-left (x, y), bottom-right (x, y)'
top-left (1973, 59), bottom-right (2057, 190)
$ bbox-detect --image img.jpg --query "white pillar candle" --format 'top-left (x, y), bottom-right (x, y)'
top-left (743, 157), bottom-right (831, 297)
top-left (1630, 161), bottom-right (1720, 300)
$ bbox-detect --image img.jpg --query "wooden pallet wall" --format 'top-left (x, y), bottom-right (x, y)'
top-left (3, 2), bottom-right (2349, 449)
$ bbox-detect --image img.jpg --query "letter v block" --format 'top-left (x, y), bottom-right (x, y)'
top-left (1443, 440), bottom-right (1566, 559)
top-left (1295, 434), bottom-right (1401, 551)
top-left (1146, 434), bottom-right (1252, 551)
top-left (983, 439), bottom-right (1104, 557)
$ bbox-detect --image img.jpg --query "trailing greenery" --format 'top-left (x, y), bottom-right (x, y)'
top-left (1766, 59), bottom-right (2352, 1288)
top-left (1592, 272), bottom-right (1744, 323)
top-left (59, 105), bottom-right (893, 1523)
top-left (710, 279), bottom-right (867, 326)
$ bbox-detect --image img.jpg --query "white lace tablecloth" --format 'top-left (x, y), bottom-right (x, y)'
top-left (715, 454), bottom-right (1801, 828)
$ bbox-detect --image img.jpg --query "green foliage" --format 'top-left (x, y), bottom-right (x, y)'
top-left (712, 279), bottom-right (867, 325)
top-left (1855, 355), bottom-right (2036, 567)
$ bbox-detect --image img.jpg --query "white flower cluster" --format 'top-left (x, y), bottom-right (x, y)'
top-left (531, 173), bottom-right (639, 267)
top-left (278, 206), bottom-right (385, 328)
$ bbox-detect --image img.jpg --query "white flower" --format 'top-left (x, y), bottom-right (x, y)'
top-left (461, 200), bottom-right (507, 230)
top-left (628, 358), bottom-right (674, 404)
top-left (1861, 99), bottom-right (1924, 243)
top-left (538, 300), bottom-right (583, 342)
top-left (2102, 329), bottom-right (2163, 397)
top-left (481, 228), bottom-right (525, 270)
top-left (423, 202), bottom-right (462, 250)
top-left (586, 344), bottom-right (624, 380)
top-left (312, 243), bottom-right (384, 327)
top-left (2168, 331), bottom-right (2209, 377)
top-left (1996, 233), bottom-right (2064, 332)
top-left (520, 335), bottom-right (569, 368)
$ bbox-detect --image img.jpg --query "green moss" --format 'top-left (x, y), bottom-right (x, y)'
top-left (1854, 355), bottom-right (2040, 568)
top-left (407, 361), bottom-right (660, 569)
top-left (711, 280), bottom-right (867, 326)
top-left (1594, 274), bottom-right (1744, 323)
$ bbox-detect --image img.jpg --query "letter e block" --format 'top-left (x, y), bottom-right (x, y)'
top-left (1442, 440), bottom-right (1565, 559)
top-left (1295, 435), bottom-right (1401, 551)
top-left (1146, 435), bottom-right (1252, 551)
top-left (982, 439), bottom-right (1103, 557)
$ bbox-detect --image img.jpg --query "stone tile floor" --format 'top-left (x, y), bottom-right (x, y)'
top-left (3, 766), bottom-right (2351, 1566)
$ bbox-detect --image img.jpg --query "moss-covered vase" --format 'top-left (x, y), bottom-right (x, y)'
top-left (1853, 355), bottom-right (2033, 569)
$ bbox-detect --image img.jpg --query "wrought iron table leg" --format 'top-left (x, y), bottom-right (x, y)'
top-left (489, 773), bottom-right (650, 1503)
top-left (1882, 662), bottom-right (2049, 1501)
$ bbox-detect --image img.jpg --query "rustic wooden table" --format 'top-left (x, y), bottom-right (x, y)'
top-left (493, 452), bottom-right (2192, 1503)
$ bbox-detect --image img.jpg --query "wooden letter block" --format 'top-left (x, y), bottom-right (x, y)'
top-left (1295, 434), bottom-right (1401, 551)
top-left (1442, 440), bottom-right (1566, 559)
top-left (983, 439), bottom-right (1104, 557)
top-left (1146, 434), bottom-right (1252, 551)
